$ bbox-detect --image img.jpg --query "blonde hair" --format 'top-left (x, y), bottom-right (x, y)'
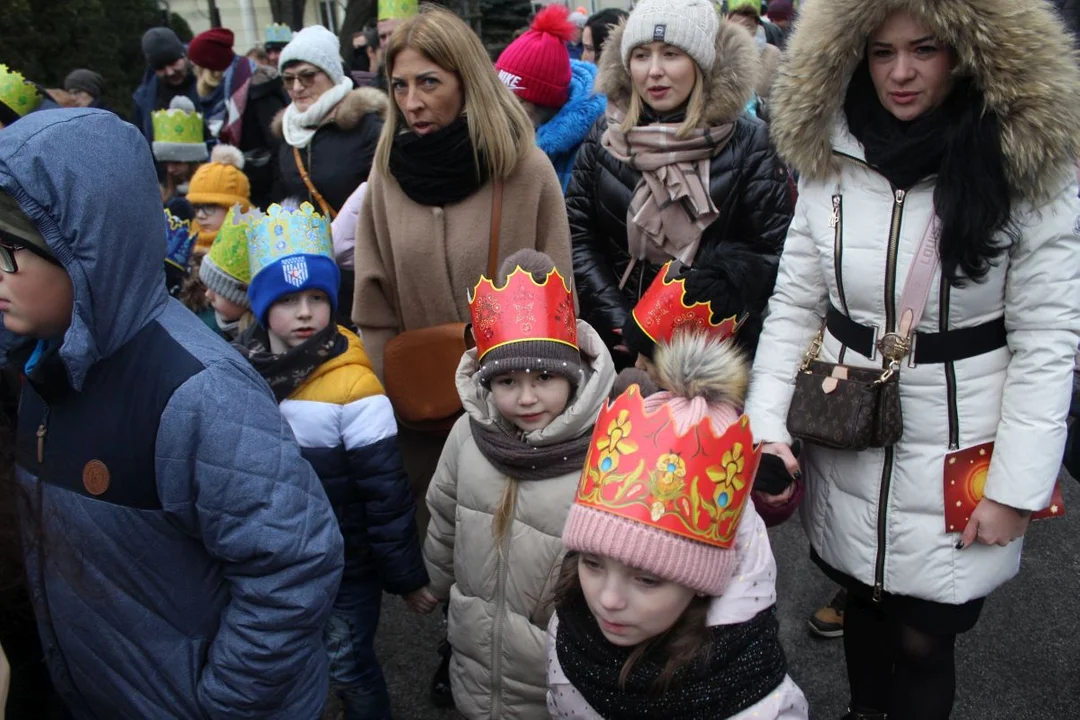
top-left (621, 64), bottom-right (706, 139)
top-left (491, 479), bottom-right (518, 545)
top-left (374, 5), bottom-right (535, 180)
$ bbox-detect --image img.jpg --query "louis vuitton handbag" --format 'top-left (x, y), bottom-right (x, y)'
top-left (382, 181), bottom-right (503, 432)
top-left (786, 215), bottom-right (941, 451)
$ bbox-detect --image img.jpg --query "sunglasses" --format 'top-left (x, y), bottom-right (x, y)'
top-left (0, 239), bottom-right (24, 273)
top-left (282, 70), bottom-right (321, 89)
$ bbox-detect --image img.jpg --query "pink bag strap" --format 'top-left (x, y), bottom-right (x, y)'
top-left (896, 214), bottom-right (942, 339)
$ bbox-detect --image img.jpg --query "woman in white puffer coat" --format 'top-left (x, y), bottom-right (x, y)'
top-left (744, 1), bottom-right (1080, 719)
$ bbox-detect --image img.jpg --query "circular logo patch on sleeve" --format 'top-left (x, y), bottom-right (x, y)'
top-left (82, 460), bottom-right (111, 496)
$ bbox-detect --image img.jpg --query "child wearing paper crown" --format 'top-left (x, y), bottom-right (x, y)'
top-left (198, 204), bottom-right (259, 340)
top-left (621, 251), bottom-right (802, 526)
top-left (412, 249), bottom-right (616, 719)
top-left (235, 201), bottom-right (429, 719)
top-left (546, 334), bottom-right (809, 719)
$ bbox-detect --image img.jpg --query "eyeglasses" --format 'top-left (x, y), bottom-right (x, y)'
top-left (282, 70), bottom-right (320, 89)
top-left (192, 204), bottom-right (223, 217)
top-left (0, 239), bottom-right (25, 273)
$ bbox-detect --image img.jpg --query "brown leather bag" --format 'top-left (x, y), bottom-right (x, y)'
top-left (292, 146), bottom-right (338, 219)
top-left (382, 181), bottom-right (504, 432)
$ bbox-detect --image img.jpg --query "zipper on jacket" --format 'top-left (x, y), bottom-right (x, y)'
top-left (939, 281), bottom-right (960, 449)
top-left (872, 188), bottom-right (906, 602)
top-left (884, 189), bottom-right (906, 334)
top-left (489, 487), bottom-right (516, 720)
top-left (831, 195), bottom-right (849, 314)
top-left (36, 405), bottom-right (51, 464)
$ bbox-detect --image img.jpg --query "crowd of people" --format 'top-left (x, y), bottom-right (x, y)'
top-left (1, 0), bottom-right (1079, 719)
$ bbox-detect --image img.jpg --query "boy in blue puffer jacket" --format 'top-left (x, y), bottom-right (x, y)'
top-left (496, 6), bottom-right (606, 192)
top-left (235, 200), bottom-right (429, 719)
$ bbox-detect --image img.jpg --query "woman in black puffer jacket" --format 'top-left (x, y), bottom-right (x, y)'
top-left (566, 0), bottom-right (794, 365)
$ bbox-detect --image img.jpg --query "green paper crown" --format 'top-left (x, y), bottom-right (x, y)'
top-left (209, 205), bottom-right (263, 284)
top-left (0, 64), bottom-right (43, 118)
top-left (248, 202), bottom-right (332, 281)
top-left (378, 0), bottom-right (418, 21)
top-left (266, 23), bottom-right (293, 45)
top-left (152, 108), bottom-right (205, 144)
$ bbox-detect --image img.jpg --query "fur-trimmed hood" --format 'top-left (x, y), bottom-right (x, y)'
top-left (596, 19), bottom-right (761, 125)
top-left (536, 60), bottom-right (606, 157)
top-left (271, 86), bottom-right (388, 138)
top-left (770, 0), bottom-right (1080, 203)
top-left (654, 331), bottom-right (749, 409)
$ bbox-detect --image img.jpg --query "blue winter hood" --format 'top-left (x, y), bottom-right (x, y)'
top-left (536, 60), bottom-right (606, 157)
top-left (0, 109), bottom-right (170, 390)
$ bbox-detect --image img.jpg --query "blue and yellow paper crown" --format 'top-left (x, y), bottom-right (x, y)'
top-left (0, 64), bottom-right (43, 119)
top-left (164, 207), bottom-right (196, 271)
top-left (266, 23), bottom-right (294, 45)
top-left (246, 202), bottom-right (339, 324)
top-left (248, 202), bottom-right (332, 279)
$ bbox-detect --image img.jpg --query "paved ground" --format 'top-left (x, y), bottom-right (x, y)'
top-left (369, 474), bottom-right (1080, 719)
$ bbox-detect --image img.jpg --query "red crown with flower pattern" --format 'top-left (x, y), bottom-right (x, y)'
top-left (468, 267), bottom-right (577, 360)
top-left (575, 385), bottom-right (761, 549)
top-left (632, 261), bottom-right (743, 345)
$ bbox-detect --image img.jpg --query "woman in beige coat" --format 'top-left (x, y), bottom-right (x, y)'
top-left (351, 6), bottom-right (573, 521)
top-left (419, 252), bottom-right (615, 719)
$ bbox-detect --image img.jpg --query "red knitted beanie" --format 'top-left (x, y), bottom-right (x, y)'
top-left (188, 28), bottom-right (236, 72)
top-left (495, 5), bottom-right (574, 109)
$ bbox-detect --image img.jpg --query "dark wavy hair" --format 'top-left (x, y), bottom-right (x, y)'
top-left (933, 79), bottom-right (1016, 286)
top-left (586, 8), bottom-right (629, 64)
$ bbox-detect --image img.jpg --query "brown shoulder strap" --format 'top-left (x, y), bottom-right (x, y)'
top-left (487, 180), bottom-right (503, 279)
top-left (292, 146), bottom-right (338, 220)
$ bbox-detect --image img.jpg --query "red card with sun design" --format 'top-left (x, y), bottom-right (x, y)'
top-left (943, 442), bottom-right (1065, 533)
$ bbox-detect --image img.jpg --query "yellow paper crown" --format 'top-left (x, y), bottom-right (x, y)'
top-left (152, 108), bottom-right (205, 145)
top-left (0, 64), bottom-right (43, 118)
top-left (379, 0), bottom-right (418, 21)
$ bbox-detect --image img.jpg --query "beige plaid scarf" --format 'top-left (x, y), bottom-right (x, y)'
top-left (602, 105), bottom-right (735, 288)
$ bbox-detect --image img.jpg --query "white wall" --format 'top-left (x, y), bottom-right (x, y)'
top-left (169, 0), bottom-right (330, 54)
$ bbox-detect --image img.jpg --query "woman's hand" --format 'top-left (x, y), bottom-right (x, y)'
top-left (958, 497), bottom-right (1032, 549)
top-left (762, 442), bottom-right (800, 477)
top-left (757, 482), bottom-right (798, 507)
top-left (405, 587), bottom-right (440, 614)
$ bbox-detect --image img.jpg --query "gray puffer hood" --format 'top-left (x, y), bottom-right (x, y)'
top-left (0, 109), bottom-right (169, 390)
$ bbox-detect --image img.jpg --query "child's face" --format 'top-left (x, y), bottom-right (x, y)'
top-left (266, 289), bottom-right (331, 352)
top-left (634, 353), bottom-right (662, 386)
top-left (577, 554), bottom-right (696, 647)
top-left (205, 288), bottom-right (247, 322)
top-left (193, 204), bottom-right (227, 234)
top-left (0, 241), bottom-right (74, 338)
top-left (490, 370), bottom-right (572, 432)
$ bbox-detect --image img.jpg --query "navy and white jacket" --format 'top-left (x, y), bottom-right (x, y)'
top-left (0, 109), bottom-right (344, 720)
top-left (274, 327), bottom-right (428, 592)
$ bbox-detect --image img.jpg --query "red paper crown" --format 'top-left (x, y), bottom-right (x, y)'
top-left (632, 261), bottom-right (743, 345)
top-left (575, 385), bottom-right (762, 549)
top-left (468, 266), bottom-right (577, 360)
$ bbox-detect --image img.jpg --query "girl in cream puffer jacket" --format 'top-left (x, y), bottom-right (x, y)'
top-left (421, 251), bottom-right (616, 720)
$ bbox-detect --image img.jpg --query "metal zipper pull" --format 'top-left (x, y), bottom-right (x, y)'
top-left (829, 195), bottom-right (841, 228)
top-left (895, 189), bottom-right (906, 204)
top-left (36, 406), bottom-right (50, 464)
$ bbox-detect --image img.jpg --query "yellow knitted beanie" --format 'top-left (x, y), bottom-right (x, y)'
top-left (187, 144), bottom-right (250, 209)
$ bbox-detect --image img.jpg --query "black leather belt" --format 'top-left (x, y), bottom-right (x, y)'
top-left (826, 305), bottom-right (1007, 364)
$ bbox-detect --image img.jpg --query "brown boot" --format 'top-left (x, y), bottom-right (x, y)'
top-left (808, 587), bottom-right (847, 638)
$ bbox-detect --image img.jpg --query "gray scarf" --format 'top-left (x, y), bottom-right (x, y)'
top-left (469, 417), bottom-right (591, 482)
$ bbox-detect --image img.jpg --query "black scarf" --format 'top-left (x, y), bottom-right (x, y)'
top-left (388, 118), bottom-right (490, 206)
top-left (555, 595), bottom-right (788, 720)
top-left (844, 61), bottom-right (966, 190)
top-left (233, 323), bottom-right (346, 402)
top-left (468, 417), bottom-right (591, 482)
